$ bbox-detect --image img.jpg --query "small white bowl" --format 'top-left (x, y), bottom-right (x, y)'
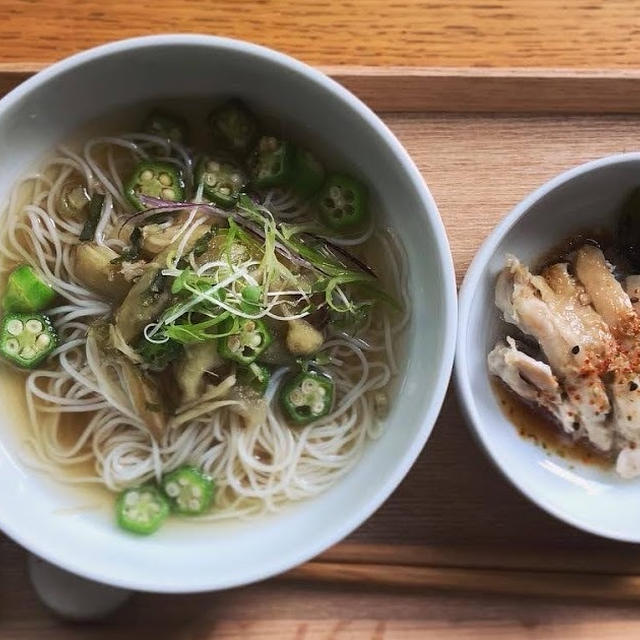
top-left (457, 152), bottom-right (640, 543)
top-left (0, 35), bottom-right (456, 591)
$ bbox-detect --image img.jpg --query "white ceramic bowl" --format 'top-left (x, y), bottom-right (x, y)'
top-left (0, 35), bottom-right (456, 591)
top-left (457, 152), bottom-right (640, 543)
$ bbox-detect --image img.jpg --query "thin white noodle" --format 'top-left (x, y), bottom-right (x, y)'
top-left (0, 131), bottom-right (410, 521)
top-left (94, 192), bottom-right (112, 244)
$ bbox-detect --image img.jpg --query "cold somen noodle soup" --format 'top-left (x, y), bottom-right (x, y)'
top-left (0, 101), bottom-right (409, 534)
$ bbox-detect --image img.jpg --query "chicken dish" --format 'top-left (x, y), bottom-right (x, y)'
top-left (489, 236), bottom-right (640, 479)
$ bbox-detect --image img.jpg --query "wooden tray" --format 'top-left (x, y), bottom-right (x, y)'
top-left (3, 65), bottom-right (640, 603)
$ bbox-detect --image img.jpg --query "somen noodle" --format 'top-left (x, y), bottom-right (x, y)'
top-left (0, 102), bottom-right (409, 532)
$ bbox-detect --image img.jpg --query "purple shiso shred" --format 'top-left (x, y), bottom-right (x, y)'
top-left (131, 195), bottom-right (375, 278)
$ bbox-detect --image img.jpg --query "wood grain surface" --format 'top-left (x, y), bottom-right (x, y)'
top-left (1, 0), bottom-right (640, 69)
top-left (4, 109), bottom-right (640, 638)
top-left (8, 65), bottom-right (640, 115)
top-left (4, 3), bottom-right (640, 634)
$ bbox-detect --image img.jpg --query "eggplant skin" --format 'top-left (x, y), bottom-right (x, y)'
top-left (176, 341), bottom-right (223, 403)
top-left (88, 321), bottom-right (166, 439)
top-left (74, 243), bottom-right (132, 302)
top-left (115, 267), bottom-right (171, 344)
top-left (114, 227), bottom-right (212, 344)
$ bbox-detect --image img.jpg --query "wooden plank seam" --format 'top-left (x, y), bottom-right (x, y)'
top-left (2, 65), bottom-right (640, 114)
top-left (284, 560), bottom-right (640, 601)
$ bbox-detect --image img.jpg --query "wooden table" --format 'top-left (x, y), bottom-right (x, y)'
top-left (4, 2), bottom-right (640, 638)
top-left (1, 0), bottom-right (639, 69)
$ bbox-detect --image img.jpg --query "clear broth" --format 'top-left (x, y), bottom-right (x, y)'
top-left (0, 99), bottom-right (408, 514)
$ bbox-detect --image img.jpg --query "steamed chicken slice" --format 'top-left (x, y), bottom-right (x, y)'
top-left (542, 262), bottom-right (615, 357)
top-left (574, 245), bottom-right (638, 336)
top-left (495, 255), bottom-right (612, 450)
top-left (541, 262), bottom-right (618, 447)
top-left (495, 258), bottom-right (585, 372)
top-left (623, 275), bottom-right (640, 449)
top-left (607, 375), bottom-right (640, 447)
top-left (574, 245), bottom-right (640, 448)
top-left (625, 275), bottom-right (640, 315)
top-left (615, 447), bottom-right (640, 479)
top-left (542, 262), bottom-right (623, 447)
top-left (488, 337), bottom-right (577, 433)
